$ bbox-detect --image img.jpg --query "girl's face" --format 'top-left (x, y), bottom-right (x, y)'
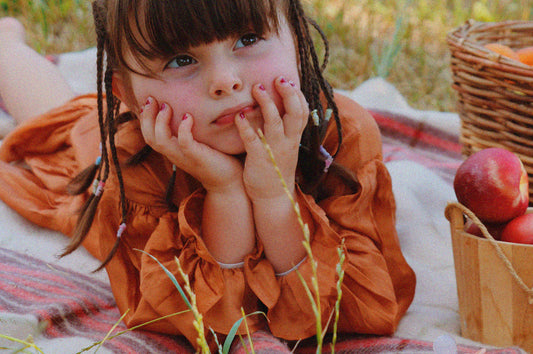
top-left (113, 15), bottom-right (300, 155)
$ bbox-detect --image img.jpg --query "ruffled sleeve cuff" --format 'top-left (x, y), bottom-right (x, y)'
top-left (140, 189), bottom-right (264, 335)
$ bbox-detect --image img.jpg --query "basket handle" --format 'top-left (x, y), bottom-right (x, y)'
top-left (445, 202), bottom-right (533, 304)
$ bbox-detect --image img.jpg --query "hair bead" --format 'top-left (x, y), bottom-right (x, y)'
top-left (116, 223), bottom-right (127, 238)
top-left (92, 178), bottom-right (99, 193)
top-left (325, 108), bottom-right (332, 122)
top-left (94, 181), bottom-right (105, 197)
top-left (311, 109), bottom-right (320, 126)
top-left (319, 145), bottom-right (333, 173)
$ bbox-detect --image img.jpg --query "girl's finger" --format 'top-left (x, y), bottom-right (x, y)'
top-left (295, 91), bottom-right (310, 135)
top-left (234, 111), bottom-right (263, 155)
top-left (252, 83), bottom-right (284, 138)
top-left (152, 102), bottom-right (174, 148)
top-left (175, 112), bottom-right (196, 155)
top-left (139, 96), bottom-right (158, 144)
top-left (275, 79), bottom-right (308, 138)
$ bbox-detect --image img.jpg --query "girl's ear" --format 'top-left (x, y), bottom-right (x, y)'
top-left (111, 71), bottom-right (138, 110)
top-left (111, 72), bottom-right (127, 102)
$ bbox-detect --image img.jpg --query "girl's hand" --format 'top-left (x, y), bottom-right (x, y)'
top-left (139, 97), bottom-right (244, 194)
top-left (235, 77), bottom-right (309, 202)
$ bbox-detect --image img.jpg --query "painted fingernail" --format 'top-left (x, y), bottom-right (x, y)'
top-left (258, 84), bottom-right (266, 91)
top-left (280, 77), bottom-right (287, 84)
top-left (289, 80), bottom-right (296, 87)
top-left (239, 112), bottom-right (246, 119)
top-left (160, 103), bottom-right (166, 111)
top-left (139, 107), bottom-right (144, 114)
top-left (182, 113), bottom-right (189, 120)
top-left (145, 97), bottom-right (152, 106)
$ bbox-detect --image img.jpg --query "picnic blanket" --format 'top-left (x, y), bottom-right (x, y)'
top-left (0, 48), bottom-right (528, 353)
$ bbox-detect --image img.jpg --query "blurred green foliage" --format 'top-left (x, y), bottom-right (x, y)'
top-left (1, 0), bottom-right (531, 111)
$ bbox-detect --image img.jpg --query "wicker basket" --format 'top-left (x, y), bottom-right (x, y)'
top-left (447, 20), bottom-right (533, 202)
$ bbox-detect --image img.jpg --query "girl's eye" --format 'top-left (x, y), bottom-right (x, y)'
top-left (235, 33), bottom-right (261, 49)
top-left (166, 55), bottom-right (196, 69)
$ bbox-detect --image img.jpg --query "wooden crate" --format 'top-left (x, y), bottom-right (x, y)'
top-left (446, 203), bottom-right (533, 351)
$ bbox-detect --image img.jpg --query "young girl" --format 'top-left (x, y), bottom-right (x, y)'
top-left (0, 0), bottom-right (416, 351)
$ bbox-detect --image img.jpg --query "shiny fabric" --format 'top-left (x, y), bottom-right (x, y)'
top-left (0, 93), bottom-right (416, 347)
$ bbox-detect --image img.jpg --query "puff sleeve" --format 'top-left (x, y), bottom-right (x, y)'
top-left (93, 128), bottom-right (268, 347)
top-left (99, 190), bottom-right (267, 347)
top-left (143, 191), bottom-right (265, 332)
top-left (244, 94), bottom-right (416, 340)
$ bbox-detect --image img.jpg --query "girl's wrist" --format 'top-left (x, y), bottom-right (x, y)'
top-left (204, 179), bottom-right (247, 196)
top-left (249, 184), bottom-right (296, 206)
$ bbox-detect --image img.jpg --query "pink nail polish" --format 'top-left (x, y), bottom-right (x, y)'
top-left (239, 112), bottom-right (246, 119)
top-left (280, 77), bottom-right (287, 84)
top-left (160, 103), bottom-right (166, 111)
top-left (145, 97), bottom-right (152, 106)
top-left (258, 84), bottom-right (266, 91)
top-left (289, 80), bottom-right (296, 87)
top-left (182, 113), bottom-right (189, 120)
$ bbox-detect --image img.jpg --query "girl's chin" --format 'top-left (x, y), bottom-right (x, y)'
top-left (208, 142), bottom-right (246, 156)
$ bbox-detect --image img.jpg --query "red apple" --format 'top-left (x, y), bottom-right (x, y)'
top-left (501, 213), bottom-right (533, 245)
top-left (454, 148), bottom-right (529, 223)
top-left (465, 219), bottom-right (506, 240)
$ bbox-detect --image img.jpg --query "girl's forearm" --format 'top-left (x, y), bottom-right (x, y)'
top-left (201, 187), bottom-right (256, 265)
top-left (252, 193), bottom-right (309, 274)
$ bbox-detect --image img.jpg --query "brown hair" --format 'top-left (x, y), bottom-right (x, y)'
top-left (64, 0), bottom-right (359, 270)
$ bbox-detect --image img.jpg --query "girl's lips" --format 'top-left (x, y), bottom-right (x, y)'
top-left (213, 105), bottom-right (256, 126)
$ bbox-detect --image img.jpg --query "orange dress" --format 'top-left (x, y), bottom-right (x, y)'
top-left (0, 92), bottom-right (416, 346)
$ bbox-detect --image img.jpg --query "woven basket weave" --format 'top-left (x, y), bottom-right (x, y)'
top-left (447, 20), bottom-right (533, 202)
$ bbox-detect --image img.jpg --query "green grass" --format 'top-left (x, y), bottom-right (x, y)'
top-left (1, 0), bottom-right (532, 111)
top-left (0, 0), bottom-right (94, 53)
top-left (306, 0), bottom-right (533, 111)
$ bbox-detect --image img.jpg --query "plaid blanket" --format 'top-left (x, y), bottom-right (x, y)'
top-left (0, 247), bottom-right (194, 353)
top-left (0, 247), bottom-right (524, 353)
top-left (371, 109), bottom-right (462, 184)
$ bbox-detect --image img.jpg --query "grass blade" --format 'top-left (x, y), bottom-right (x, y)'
top-left (135, 249), bottom-right (192, 309)
top-left (76, 310), bottom-right (189, 353)
top-left (222, 311), bottom-right (266, 354)
top-left (0, 334), bottom-right (45, 354)
top-left (93, 309), bottom-right (129, 353)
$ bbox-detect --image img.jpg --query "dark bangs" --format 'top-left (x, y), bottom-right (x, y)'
top-left (111, 0), bottom-right (287, 75)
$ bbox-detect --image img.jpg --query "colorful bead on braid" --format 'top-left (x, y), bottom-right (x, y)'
top-left (92, 179), bottom-right (99, 193)
top-left (92, 155), bottom-right (103, 195)
top-left (94, 181), bottom-right (105, 197)
top-left (324, 108), bottom-right (332, 122)
top-left (319, 145), bottom-right (333, 173)
top-left (311, 109), bottom-right (320, 126)
top-left (116, 223), bottom-right (127, 238)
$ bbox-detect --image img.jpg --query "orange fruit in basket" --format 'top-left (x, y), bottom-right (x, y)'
top-left (517, 46), bottom-right (533, 66)
top-left (483, 43), bottom-right (520, 61)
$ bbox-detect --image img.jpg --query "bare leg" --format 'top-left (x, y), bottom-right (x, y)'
top-left (0, 18), bottom-right (75, 125)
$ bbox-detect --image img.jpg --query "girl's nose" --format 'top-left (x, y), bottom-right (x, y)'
top-left (208, 68), bottom-right (243, 98)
